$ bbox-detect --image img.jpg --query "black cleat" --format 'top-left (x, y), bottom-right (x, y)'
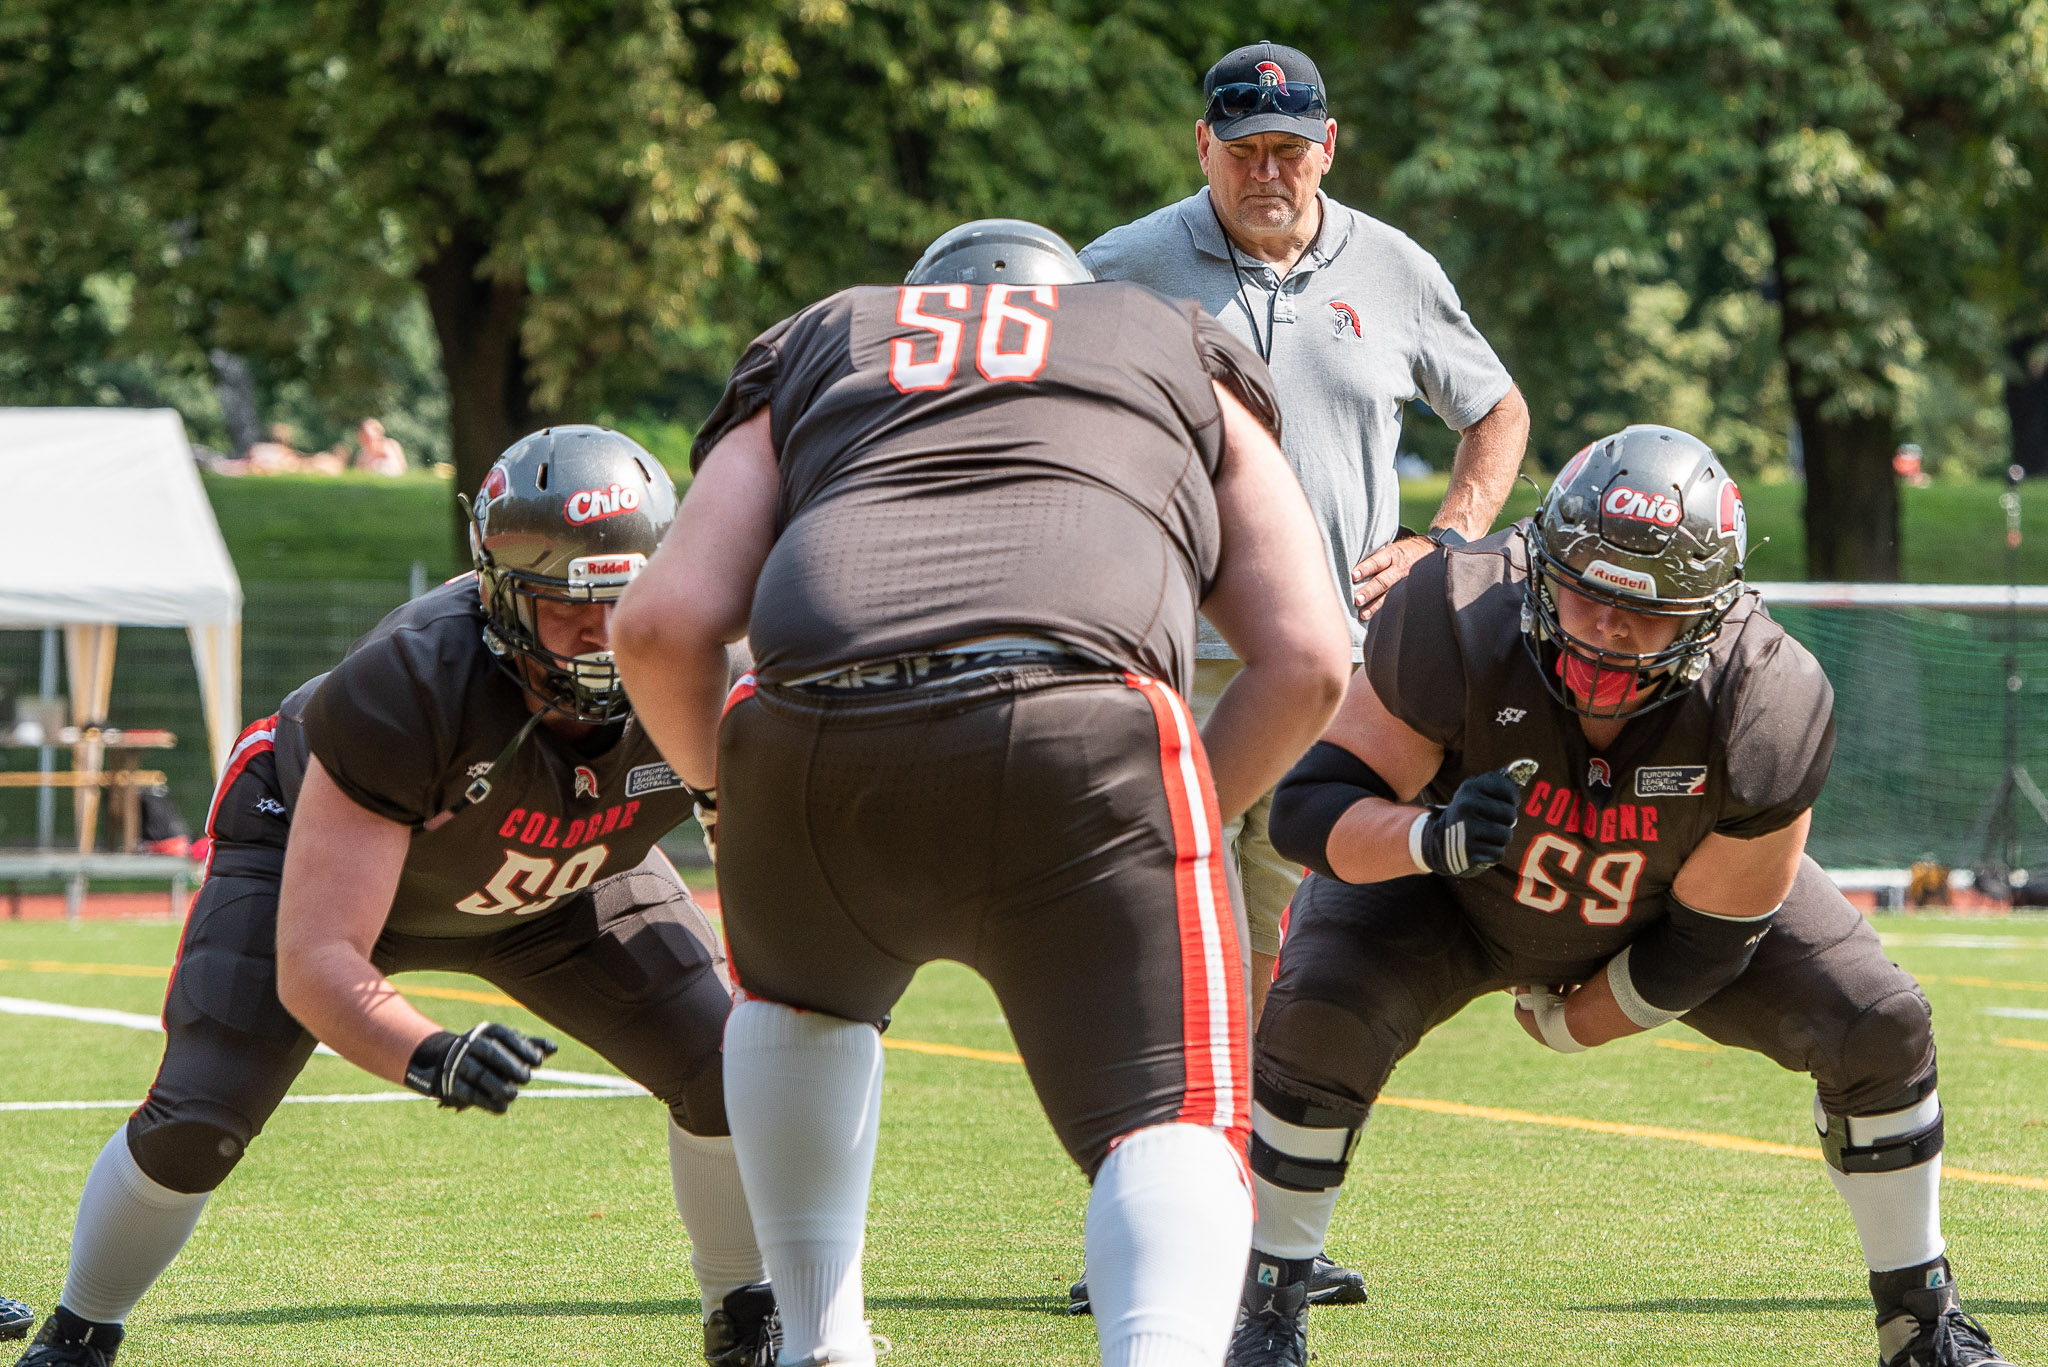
top-left (1874, 1260), bottom-right (2015, 1367)
top-left (1067, 1249), bottom-right (1364, 1317)
top-left (0, 1300), bottom-right (31, 1343)
top-left (13, 1307), bottom-right (122, 1366)
top-left (1227, 1279), bottom-right (1310, 1367)
top-left (1225, 1253), bottom-right (1314, 1367)
top-left (1303, 1252), bottom-right (1368, 1308)
top-left (703, 1282), bottom-right (780, 1367)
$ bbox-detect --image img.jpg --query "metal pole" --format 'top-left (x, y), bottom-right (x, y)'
top-left (410, 559), bottom-right (428, 600)
top-left (36, 626), bottom-right (56, 850)
top-left (2004, 464), bottom-right (2024, 880)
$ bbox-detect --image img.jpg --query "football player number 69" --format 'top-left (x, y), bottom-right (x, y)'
top-left (1513, 834), bottom-right (1645, 925)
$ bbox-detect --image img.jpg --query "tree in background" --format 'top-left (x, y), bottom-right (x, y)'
top-left (1369, 0), bottom-right (2045, 579)
top-left (0, 0), bottom-right (771, 507)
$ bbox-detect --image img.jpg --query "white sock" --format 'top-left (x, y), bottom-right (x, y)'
top-left (1250, 1175), bottom-right (1343, 1261)
top-left (1246, 1099), bottom-right (1352, 1259)
top-left (1084, 1124), bottom-right (1252, 1367)
top-left (1816, 1092), bottom-right (1947, 1272)
top-left (724, 1000), bottom-right (884, 1366)
top-left (668, 1121), bottom-right (767, 1317)
top-left (60, 1128), bottom-right (211, 1324)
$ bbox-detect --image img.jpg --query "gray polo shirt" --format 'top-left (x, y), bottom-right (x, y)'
top-left (1081, 187), bottom-right (1513, 656)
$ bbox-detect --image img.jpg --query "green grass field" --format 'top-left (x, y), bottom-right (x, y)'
top-left (5, 916), bottom-right (2045, 1365)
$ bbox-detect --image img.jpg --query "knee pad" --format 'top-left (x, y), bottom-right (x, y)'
top-left (1816, 1066), bottom-right (1943, 1175)
top-left (126, 1117), bottom-right (249, 1194)
top-left (1826, 991), bottom-right (1937, 1117)
top-left (1248, 1074), bottom-right (1368, 1194)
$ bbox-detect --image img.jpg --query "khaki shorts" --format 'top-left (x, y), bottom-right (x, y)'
top-left (1190, 657), bottom-right (1303, 958)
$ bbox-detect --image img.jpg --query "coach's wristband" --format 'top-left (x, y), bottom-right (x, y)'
top-left (1408, 810), bottom-right (1432, 874)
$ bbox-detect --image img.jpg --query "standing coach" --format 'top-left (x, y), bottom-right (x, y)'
top-left (1081, 40), bottom-right (1531, 1024)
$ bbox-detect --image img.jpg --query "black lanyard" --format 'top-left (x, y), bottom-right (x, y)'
top-left (1211, 204), bottom-right (1323, 365)
top-left (1215, 206), bottom-right (1278, 363)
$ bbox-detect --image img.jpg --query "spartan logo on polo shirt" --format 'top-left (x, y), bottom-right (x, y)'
top-left (1635, 765), bottom-right (1708, 797)
top-left (625, 761), bottom-right (687, 799)
top-left (1329, 301), bottom-right (1362, 339)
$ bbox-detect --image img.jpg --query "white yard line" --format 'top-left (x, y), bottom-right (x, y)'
top-left (0, 1089), bottom-right (642, 1114)
top-left (0, 994), bottom-right (645, 1096)
top-left (1982, 1006), bottom-right (2048, 1021)
top-left (1878, 934), bottom-right (2048, 951)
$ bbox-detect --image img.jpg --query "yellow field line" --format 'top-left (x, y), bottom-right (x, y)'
top-left (1998, 1037), bottom-right (2048, 1054)
top-left (1921, 974), bottom-right (2048, 994)
top-left (1654, 1038), bottom-right (1720, 1053)
top-left (0, 958), bottom-right (168, 979)
top-left (1373, 1096), bottom-right (2048, 1191)
top-left (883, 1037), bottom-right (1026, 1064)
top-left (7, 956), bottom-right (2044, 1189)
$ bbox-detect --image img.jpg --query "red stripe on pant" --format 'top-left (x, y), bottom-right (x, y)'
top-left (1123, 673), bottom-right (1249, 1165)
top-left (721, 673), bottom-right (758, 719)
top-left (203, 714), bottom-right (279, 839)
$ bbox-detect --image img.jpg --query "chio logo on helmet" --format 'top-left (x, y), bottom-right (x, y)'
top-left (564, 483), bottom-right (643, 525)
top-left (1602, 485), bottom-right (1682, 527)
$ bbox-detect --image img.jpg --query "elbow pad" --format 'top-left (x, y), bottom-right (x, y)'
top-left (1610, 897), bottom-right (1777, 1026)
top-left (1269, 741), bottom-right (1398, 880)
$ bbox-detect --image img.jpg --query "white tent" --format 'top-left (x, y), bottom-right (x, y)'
top-left (0, 408), bottom-right (242, 850)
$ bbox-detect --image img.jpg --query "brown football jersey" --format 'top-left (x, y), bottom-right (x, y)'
top-left (279, 576), bottom-right (696, 938)
top-left (691, 280), bottom-right (1281, 696)
top-left (1365, 528), bottom-right (1835, 965)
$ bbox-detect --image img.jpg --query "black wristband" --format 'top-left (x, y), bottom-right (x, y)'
top-left (403, 1030), bottom-right (459, 1101)
top-left (1427, 525), bottom-right (1470, 548)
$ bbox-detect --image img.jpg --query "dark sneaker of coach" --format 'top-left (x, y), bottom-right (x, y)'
top-left (1202, 41), bottom-right (1329, 141)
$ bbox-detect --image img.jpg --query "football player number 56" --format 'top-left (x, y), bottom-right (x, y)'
top-left (1514, 834), bottom-right (1644, 925)
top-left (890, 284), bottom-right (1058, 393)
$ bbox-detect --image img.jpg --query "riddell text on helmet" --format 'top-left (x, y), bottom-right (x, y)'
top-left (563, 483), bottom-right (644, 524)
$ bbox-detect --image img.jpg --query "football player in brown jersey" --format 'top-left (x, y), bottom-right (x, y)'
top-left (17, 429), bottom-right (776, 1367)
top-left (614, 219), bottom-right (1352, 1367)
top-left (1232, 426), bottom-right (2017, 1367)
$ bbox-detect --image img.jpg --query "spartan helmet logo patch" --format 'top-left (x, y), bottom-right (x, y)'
top-left (1255, 60), bottom-right (1286, 91)
top-left (574, 765), bottom-right (600, 800)
top-left (1587, 757), bottom-right (1612, 788)
top-left (1329, 301), bottom-right (1362, 338)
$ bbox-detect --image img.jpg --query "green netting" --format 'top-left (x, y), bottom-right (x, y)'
top-left (1769, 602), bottom-right (2048, 871)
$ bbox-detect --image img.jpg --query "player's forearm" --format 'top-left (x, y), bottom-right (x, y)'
top-left (1560, 966), bottom-right (1649, 1048)
top-left (1201, 654), bottom-right (1347, 824)
top-left (614, 629), bottom-right (728, 791)
top-left (1433, 384), bottom-right (1529, 540)
top-left (1321, 795), bottom-right (1437, 884)
top-left (275, 941), bottom-right (443, 1086)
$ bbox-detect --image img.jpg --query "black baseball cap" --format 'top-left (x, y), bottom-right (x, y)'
top-left (1202, 41), bottom-right (1329, 141)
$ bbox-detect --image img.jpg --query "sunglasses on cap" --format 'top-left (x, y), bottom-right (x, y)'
top-left (1205, 81), bottom-right (1327, 122)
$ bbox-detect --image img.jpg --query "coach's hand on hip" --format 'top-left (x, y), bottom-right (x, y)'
top-left (1351, 535), bottom-right (1437, 623)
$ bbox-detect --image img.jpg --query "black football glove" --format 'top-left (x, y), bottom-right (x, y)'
top-left (404, 1022), bottom-right (557, 1114)
top-left (1418, 767), bottom-right (1522, 878)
